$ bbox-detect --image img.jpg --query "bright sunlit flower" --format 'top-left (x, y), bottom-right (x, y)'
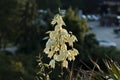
top-left (51, 14), bottom-right (66, 26)
top-left (62, 60), bottom-right (68, 68)
top-left (49, 59), bottom-right (55, 68)
top-left (47, 51), bottom-right (54, 58)
top-left (44, 14), bottom-right (79, 68)
top-left (60, 44), bottom-right (67, 50)
top-left (67, 49), bottom-right (79, 61)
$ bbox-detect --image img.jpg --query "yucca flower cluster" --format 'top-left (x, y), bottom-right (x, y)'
top-left (44, 14), bottom-right (79, 68)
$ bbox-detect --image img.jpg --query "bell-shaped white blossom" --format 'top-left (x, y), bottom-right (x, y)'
top-left (44, 47), bottom-right (50, 54)
top-left (47, 51), bottom-right (54, 58)
top-left (51, 14), bottom-right (66, 26)
top-left (49, 31), bottom-right (60, 40)
top-left (49, 59), bottom-right (55, 68)
top-left (62, 60), bottom-right (68, 68)
top-left (60, 44), bottom-right (67, 50)
top-left (53, 50), bottom-right (68, 62)
top-left (68, 35), bottom-right (78, 46)
top-left (60, 29), bottom-right (68, 35)
top-left (44, 14), bottom-right (79, 68)
top-left (55, 25), bottom-right (62, 31)
top-left (61, 34), bottom-right (70, 42)
top-left (72, 48), bottom-right (79, 56)
top-left (67, 51), bottom-right (75, 61)
top-left (67, 49), bottom-right (79, 61)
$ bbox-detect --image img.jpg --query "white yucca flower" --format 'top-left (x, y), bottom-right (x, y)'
top-left (60, 29), bottom-right (68, 35)
top-left (47, 51), bottom-right (54, 58)
top-left (68, 35), bottom-right (78, 47)
top-left (62, 60), bottom-right (68, 68)
top-left (51, 14), bottom-right (66, 26)
top-left (72, 48), bottom-right (79, 56)
top-left (67, 49), bottom-right (79, 61)
top-left (60, 44), bottom-right (67, 50)
top-left (44, 14), bottom-right (79, 68)
top-left (67, 50), bottom-right (75, 61)
top-left (49, 59), bottom-right (55, 68)
top-left (55, 25), bottom-right (62, 31)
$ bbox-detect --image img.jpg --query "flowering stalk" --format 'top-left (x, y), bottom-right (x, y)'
top-left (44, 14), bottom-right (79, 68)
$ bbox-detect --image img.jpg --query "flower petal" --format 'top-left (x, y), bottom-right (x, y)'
top-left (62, 60), bottom-right (68, 68)
top-left (49, 59), bottom-right (55, 68)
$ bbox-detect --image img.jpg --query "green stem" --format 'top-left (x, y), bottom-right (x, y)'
top-left (61, 63), bottom-right (64, 80)
top-left (69, 61), bottom-right (74, 80)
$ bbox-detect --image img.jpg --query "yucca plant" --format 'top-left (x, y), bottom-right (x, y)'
top-left (43, 14), bottom-right (79, 69)
top-left (104, 59), bottom-right (120, 80)
top-left (36, 13), bottom-right (79, 80)
top-left (37, 11), bottom-right (120, 80)
top-left (89, 58), bottom-right (120, 80)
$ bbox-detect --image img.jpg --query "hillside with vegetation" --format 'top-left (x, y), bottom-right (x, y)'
top-left (0, 0), bottom-right (120, 80)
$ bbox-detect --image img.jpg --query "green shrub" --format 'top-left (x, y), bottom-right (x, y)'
top-left (0, 52), bottom-right (37, 80)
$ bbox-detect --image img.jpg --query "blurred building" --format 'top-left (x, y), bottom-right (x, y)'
top-left (99, 0), bottom-right (120, 26)
top-left (100, 0), bottom-right (120, 15)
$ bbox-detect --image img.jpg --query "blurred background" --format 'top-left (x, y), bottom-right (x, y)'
top-left (0, 0), bottom-right (120, 80)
